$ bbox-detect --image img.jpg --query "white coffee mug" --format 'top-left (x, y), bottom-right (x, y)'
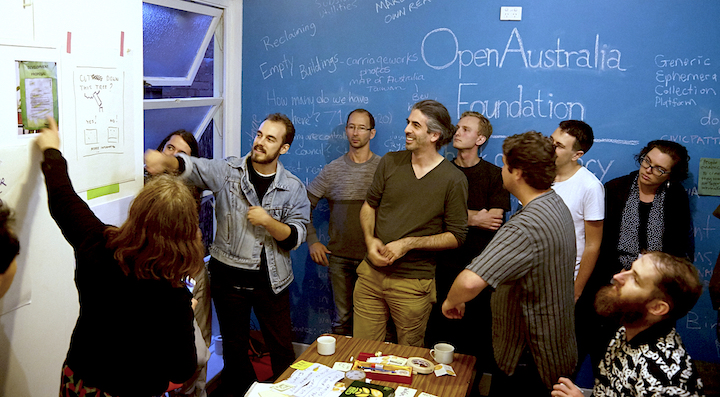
top-left (430, 342), bottom-right (454, 364)
top-left (213, 336), bottom-right (224, 356)
top-left (317, 335), bottom-right (336, 355)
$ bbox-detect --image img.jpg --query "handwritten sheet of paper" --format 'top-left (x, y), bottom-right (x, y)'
top-left (699, 158), bottom-right (720, 196)
top-left (396, 386), bottom-right (418, 397)
top-left (283, 363), bottom-right (345, 397)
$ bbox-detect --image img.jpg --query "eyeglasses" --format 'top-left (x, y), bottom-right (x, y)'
top-left (346, 125), bottom-right (370, 132)
top-left (640, 156), bottom-right (669, 176)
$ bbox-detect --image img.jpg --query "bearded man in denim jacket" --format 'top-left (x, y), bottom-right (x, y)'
top-left (146, 113), bottom-right (310, 396)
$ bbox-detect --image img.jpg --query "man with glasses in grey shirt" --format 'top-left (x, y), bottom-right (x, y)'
top-left (306, 109), bottom-right (381, 335)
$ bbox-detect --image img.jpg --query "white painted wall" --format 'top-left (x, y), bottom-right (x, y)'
top-left (0, 1), bottom-right (143, 395)
top-left (0, 0), bottom-right (243, 394)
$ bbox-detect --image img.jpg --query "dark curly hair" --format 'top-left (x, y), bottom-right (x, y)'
top-left (502, 131), bottom-right (557, 190)
top-left (634, 140), bottom-right (689, 182)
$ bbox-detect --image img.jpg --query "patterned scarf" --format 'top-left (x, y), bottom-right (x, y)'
top-left (617, 174), bottom-right (667, 269)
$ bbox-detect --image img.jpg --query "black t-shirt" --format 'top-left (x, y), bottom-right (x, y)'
top-left (443, 159), bottom-right (511, 271)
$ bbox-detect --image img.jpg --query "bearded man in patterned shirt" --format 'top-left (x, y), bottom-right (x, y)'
top-left (552, 251), bottom-right (704, 397)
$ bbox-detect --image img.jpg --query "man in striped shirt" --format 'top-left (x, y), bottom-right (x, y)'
top-left (443, 131), bottom-right (577, 396)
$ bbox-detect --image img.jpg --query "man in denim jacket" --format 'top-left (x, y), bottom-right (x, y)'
top-left (145, 113), bottom-right (310, 396)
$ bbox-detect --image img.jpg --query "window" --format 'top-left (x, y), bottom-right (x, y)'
top-left (142, 0), bottom-right (225, 254)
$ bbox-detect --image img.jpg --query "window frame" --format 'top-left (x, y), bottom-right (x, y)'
top-left (142, 0), bottom-right (223, 87)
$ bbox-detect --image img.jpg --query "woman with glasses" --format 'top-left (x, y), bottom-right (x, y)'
top-left (602, 139), bottom-right (693, 270)
top-left (576, 139), bottom-right (693, 375)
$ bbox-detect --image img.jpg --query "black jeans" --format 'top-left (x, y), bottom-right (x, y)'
top-left (209, 258), bottom-right (295, 396)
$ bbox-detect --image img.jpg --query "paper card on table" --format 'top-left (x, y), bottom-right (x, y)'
top-left (366, 355), bottom-right (408, 366)
top-left (395, 385), bottom-right (418, 397)
top-left (269, 381), bottom-right (295, 392)
top-left (433, 363), bottom-right (456, 377)
top-left (332, 362), bottom-right (353, 371)
top-left (417, 392), bottom-right (437, 397)
top-left (387, 356), bottom-right (408, 366)
top-left (290, 360), bottom-right (314, 370)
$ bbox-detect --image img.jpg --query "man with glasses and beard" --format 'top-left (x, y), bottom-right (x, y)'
top-left (552, 252), bottom-right (705, 397)
top-left (145, 113), bottom-right (310, 396)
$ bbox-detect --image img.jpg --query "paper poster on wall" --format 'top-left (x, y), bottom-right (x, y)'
top-left (73, 67), bottom-right (124, 157)
top-left (69, 66), bottom-right (133, 192)
top-left (0, 145), bottom-right (33, 315)
top-left (698, 158), bottom-right (720, 196)
top-left (16, 60), bottom-right (59, 134)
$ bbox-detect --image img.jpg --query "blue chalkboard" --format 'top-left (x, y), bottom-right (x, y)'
top-left (241, 0), bottom-right (720, 362)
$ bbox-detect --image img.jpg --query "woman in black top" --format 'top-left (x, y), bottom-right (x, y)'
top-left (600, 140), bottom-right (693, 276)
top-left (37, 119), bottom-right (205, 396)
top-left (577, 139), bottom-right (693, 375)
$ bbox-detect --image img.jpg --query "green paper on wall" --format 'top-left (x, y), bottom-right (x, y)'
top-left (17, 61), bottom-right (59, 130)
top-left (698, 158), bottom-right (720, 196)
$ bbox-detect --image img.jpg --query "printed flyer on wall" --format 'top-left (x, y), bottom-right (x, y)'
top-left (16, 60), bottom-right (59, 133)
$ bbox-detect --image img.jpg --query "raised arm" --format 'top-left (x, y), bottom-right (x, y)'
top-left (37, 118), bottom-right (105, 248)
top-left (144, 149), bottom-right (179, 175)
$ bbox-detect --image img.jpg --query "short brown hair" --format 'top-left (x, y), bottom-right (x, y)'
top-left (265, 113), bottom-right (296, 146)
top-left (502, 131), bottom-right (557, 190)
top-left (647, 251), bottom-right (702, 321)
top-left (105, 175), bottom-right (205, 287)
top-left (460, 111), bottom-right (493, 139)
top-left (558, 120), bottom-right (593, 153)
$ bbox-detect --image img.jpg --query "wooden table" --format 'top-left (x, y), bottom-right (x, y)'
top-left (277, 335), bottom-right (477, 397)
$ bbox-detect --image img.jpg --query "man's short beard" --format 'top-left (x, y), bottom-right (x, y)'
top-left (594, 285), bottom-right (648, 325)
top-left (251, 146), bottom-right (281, 164)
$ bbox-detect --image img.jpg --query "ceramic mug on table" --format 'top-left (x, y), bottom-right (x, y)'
top-left (430, 342), bottom-right (454, 364)
top-left (317, 335), bottom-right (336, 355)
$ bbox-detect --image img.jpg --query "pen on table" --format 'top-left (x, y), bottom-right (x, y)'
top-left (359, 366), bottom-right (396, 373)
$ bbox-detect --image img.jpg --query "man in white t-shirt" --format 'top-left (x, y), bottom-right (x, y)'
top-left (550, 120), bottom-right (604, 302)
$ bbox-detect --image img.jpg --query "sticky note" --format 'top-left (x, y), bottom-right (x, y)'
top-left (332, 362), bottom-right (353, 371)
top-left (87, 184), bottom-right (119, 200)
top-left (290, 360), bottom-right (314, 370)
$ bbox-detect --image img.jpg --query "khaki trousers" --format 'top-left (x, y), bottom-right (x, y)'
top-left (353, 260), bottom-right (436, 346)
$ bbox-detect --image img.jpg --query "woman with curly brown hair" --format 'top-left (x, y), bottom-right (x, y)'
top-left (36, 118), bottom-right (205, 396)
